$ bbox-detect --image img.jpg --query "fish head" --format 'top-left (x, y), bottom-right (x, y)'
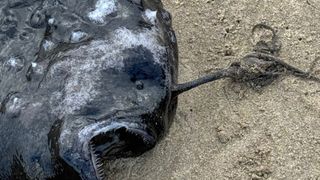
top-left (48, 37), bottom-right (171, 179)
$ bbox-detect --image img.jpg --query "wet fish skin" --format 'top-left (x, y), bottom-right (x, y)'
top-left (0, 0), bottom-right (178, 179)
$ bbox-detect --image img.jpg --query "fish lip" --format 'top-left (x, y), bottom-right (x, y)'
top-left (86, 121), bottom-right (156, 179)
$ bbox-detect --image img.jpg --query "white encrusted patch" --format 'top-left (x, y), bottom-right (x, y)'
top-left (43, 40), bottom-right (55, 51)
top-left (31, 62), bottom-right (44, 74)
top-left (70, 31), bottom-right (88, 43)
top-left (31, 62), bottom-right (37, 68)
top-left (7, 57), bottom-right (18, 67)
top-left (113, 27), bottom-right (165, 64)
top-left (143, 9), bottom-right (157, 25)
top-left (50, 58), bottom-right (100, 115)
top-left (88, 0), bottom-right (117, 23)
top-left (7, 97), bottom-right (23, 112)
top-left (48, 18), bottom-right (55, 25)
top-left (4, 57), bottom-right (24, 71)
top-left (31, 102), bottom-right (43, 107)
top-left (50, 27), bottom-right (165, 115)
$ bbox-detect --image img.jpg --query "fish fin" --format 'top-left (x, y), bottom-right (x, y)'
top-left (172, 68), bottom-right (233, 96)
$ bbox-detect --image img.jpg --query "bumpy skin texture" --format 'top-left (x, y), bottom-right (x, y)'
top-left (0, 0), bottom-right (178, 179)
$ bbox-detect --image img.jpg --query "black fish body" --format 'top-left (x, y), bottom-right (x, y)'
top-left (0, 0), bottom-right (178, 179)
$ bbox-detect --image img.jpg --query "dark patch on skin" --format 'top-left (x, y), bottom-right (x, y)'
top-left (4, 154), bottom-right (30, 180)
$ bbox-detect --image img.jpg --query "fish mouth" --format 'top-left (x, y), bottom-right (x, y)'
top-left (89, 126), bottom-right (156, 179)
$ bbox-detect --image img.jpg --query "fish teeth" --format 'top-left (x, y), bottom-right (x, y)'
top-left (90, 145), bottom-right (106, 180)
top-left (90, 141), bottom-right (96, 149)
top-left (97, 167), bottom-right (106, 179)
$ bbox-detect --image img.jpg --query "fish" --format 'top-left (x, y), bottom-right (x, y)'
top-left (1, 0), bottom-right (319, 180)
top-left (0, 0), bottom-right (178, 179)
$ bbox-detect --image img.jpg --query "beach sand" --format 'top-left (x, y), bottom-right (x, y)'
top-left (107, 1), bottom-right (320, 179)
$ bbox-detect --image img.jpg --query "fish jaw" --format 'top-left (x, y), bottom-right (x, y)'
top-left (60, 119), bottom-right (157, 180)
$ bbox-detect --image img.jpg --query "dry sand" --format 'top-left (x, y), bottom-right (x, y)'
top-left (107, 0), bottom-right (320, 179)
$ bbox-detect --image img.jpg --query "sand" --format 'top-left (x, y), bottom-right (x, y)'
top-left (107, 0), bottom-right (320, 179)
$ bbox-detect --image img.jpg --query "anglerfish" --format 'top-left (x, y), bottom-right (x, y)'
top-left (0, 0), bottom-right (179, 179)
top-left (1, 0), bottom-right (319, 180)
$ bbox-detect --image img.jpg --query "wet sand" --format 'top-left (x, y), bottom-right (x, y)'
top-left (107, 1), bottom-right (320, 179)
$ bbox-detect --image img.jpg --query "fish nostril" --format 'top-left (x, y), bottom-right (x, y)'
top-left (135, 80), bottom-right (144, 90)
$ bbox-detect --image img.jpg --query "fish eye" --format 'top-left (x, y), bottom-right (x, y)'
top-left (135, 80), bottom-right (144, 90)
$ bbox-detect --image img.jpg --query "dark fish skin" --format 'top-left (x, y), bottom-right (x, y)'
top-left (0, 0), bottom-right (178, 179)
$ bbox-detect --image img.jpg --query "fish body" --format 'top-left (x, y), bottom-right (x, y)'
top-left (0, 0), bottom-right (178, 179)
